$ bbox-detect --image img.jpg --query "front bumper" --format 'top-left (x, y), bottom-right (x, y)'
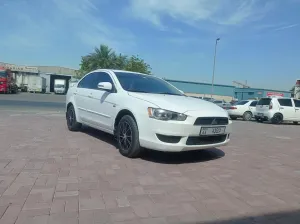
top-left (139, 115), bottom-right (232, 152)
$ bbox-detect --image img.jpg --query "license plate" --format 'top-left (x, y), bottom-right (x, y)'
top-left (200, 126), bottom-right (226, 136)
top-left (258, 113), bottom-right (264, 117)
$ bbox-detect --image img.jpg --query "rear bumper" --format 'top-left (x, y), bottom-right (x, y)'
top-left (253, 111), bottom-right (274, 120)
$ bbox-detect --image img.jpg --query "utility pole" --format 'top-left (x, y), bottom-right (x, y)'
top-left (211, 38), bottom-right (220, 98)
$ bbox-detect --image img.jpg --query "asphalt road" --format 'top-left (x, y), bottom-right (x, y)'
top-left (0, 92), bottom-right (65, 112)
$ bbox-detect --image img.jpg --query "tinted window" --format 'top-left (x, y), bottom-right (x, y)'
top-left (294, 99), bottom-right (300, 108)
top-left (278, 99), bottom-right (293, 107)
top-left (250, 101), bottom-right (257, 106)
top-left (0, 71), bottom-right (6, 78)
top-left (77, 73), bottom-right (96, 89)
top-left (92, 72), bottom-right (113, 90)
top-left (115, 72), bottom-right (183, 96)
top-left (77, 72), bottom-right (113, 89)
top-left (257, 98), bottom-right (271, 105)
top-left (235, 100), bottom-right (248, 105)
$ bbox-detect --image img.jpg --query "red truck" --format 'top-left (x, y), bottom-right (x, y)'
top-left (0, 66), bottom-right (18, 94)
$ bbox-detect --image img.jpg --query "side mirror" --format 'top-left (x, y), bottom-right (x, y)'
top-left (97, 82), bottom-right (112, 91)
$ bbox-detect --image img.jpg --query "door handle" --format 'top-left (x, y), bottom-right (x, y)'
top-left (296, 108), bottom-right (299, 111)
top-left (88, 95), bottom-right (92, 98)
top-left (280, 107), bottom-right (284, 109)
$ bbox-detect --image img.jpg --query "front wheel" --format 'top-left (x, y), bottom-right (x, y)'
top-left (116, 115), bottom-right (143, 158)
top-left (66, 105), bottom-right (82, 131)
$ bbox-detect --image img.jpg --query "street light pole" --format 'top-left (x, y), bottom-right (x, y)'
top-left (211, 38), bottom-right (220, 99)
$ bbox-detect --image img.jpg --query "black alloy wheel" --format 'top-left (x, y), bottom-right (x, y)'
top-left (117, 115), bottom-right (142, 158)
top-left (66, 105), bottom-right (82, 131)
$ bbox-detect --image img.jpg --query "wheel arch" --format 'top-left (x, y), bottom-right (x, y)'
top-left (114, 109), bottom-right (138, 133)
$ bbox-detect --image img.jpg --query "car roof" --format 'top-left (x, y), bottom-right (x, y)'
top-left (93, 69), bottom-right (148, 76)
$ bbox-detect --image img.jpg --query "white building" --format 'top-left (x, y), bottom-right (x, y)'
top-left (0, 62), bottom-right (78, 93)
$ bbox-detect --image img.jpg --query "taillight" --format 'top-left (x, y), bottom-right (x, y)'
top-left (229, 106), bottom-right (237, 110)
top-left (269, 102), bottom-right (273, 110)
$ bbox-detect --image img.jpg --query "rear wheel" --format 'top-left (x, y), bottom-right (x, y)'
top-left (243, 111), bottom-right (252, 121)
top-left (66, 105), bottom-right (82, 131)
top-left (116, 115), bottom-right (142, 158)
top-left (271, 113), bottom-right (283, 124)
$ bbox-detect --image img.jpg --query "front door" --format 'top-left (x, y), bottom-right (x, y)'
top-left (88, 72), bottom-right (118, 132)
top-left (249, 101), bottom-right (257, 114)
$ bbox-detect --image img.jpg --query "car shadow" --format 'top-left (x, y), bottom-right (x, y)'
top-left (140, 148), bottom-right (225, 164)
top-left (81, 126), bottom-right (225, 164)
top-left (81, 126), bottom-right (117, 147)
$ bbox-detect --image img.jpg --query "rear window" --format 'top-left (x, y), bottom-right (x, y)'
top-left (278, 99), bottom-right (293, 107)
top-left (235, 100), bottom-right (248, 105)
top-left (257, 98), bottom-right (271, 105)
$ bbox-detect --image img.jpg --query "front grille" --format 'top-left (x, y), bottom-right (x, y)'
top-left (194, 117), bottom-right (228, 125)
top-left (186, 134), bottom-right (227, 145)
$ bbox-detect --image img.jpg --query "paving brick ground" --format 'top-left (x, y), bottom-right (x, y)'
top-left (0, 112), bottom-right (299, 223)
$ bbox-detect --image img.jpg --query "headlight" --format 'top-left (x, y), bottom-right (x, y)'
top-left (147, 108), bottom-right (187, 121)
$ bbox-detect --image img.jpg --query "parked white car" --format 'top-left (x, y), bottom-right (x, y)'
top-left (65, 69), bottom-right (232, 158)
top-left (227, 100), bottom-right (258, 121)
top-left (254, 97), bottom-right (300, 124)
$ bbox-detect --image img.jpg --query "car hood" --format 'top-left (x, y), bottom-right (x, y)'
top-left (128, 92), bottom-right (227, 114)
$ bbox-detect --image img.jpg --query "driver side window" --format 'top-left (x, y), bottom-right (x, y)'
top-left (92, 72), bottom-right (114, 90)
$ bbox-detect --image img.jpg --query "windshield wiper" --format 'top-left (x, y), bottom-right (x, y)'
top-left (159, 93), bottom-right (182, 96)
top-left (128, 90), bottom-right (149, 93)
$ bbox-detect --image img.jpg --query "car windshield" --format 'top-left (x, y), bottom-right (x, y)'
top-left (257, 98), bottom-right (271, 105)
top-left (0, 71), bottom-right (6, 78)
top-left (55, 84), bottom-right (65, 88)
top-left (235, 100), bottom-right (248, 105)
top-left (114, 72), bottom-right (183, 96)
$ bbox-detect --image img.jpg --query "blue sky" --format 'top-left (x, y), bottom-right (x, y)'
top-left (0, 0), bottom-right (299, 90)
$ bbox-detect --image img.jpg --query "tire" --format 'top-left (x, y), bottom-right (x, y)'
top-left (293, 121), bottom-right (298, 125)
top-left (271, 113), bottom-right (283, 124)
top-left (243, 111), bottom-right (252, 121)
top-left (255, 117), bottom-right (263, 123)
top-left (66, 105), bottom-right (82, 131)
top-left (116, 115), bottom-right (142, 158)
top-left (230, 116), bottom-right (237, 120)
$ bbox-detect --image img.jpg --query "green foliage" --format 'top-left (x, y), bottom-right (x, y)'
top-left (78, 44), bottom-right (152, 77)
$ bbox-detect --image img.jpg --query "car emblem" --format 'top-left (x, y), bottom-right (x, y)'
top-left (211, 118), bottom-right (218, 125)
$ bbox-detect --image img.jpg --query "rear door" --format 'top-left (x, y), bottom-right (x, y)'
top-left (75, 73), bottom-right (96, 123)
top-left (277, 98), bottom-right (295, 120)
top-left (293, 99), bottom-right (300, 121)
top-left (256, 98), bottom-right (272, 115)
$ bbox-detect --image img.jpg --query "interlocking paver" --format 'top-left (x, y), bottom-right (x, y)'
top-left (0, 113), bottom-right (300, 223)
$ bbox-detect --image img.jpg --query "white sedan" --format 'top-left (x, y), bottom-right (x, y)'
top-left (65, 69), bottom-right (232, 158)
top-left (227, 100), bottom-right (258, 121)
